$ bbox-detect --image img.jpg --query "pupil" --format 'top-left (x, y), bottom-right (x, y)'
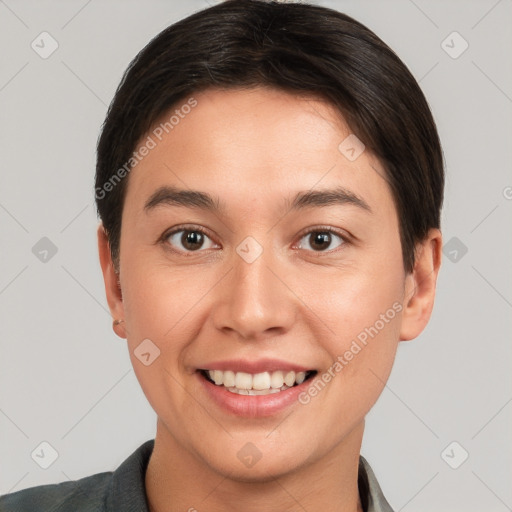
top-left (311, 232), bottom-right (330, 250)
top-left (183, 231), bottom-right (203, 250)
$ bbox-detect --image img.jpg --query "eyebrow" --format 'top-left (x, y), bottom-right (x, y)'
top-left (143, 185), bottom-right (372, 214)
top-left (289, 186), bottom-right (372, 213)
top-left (144, 186), bottom-right (221, 212)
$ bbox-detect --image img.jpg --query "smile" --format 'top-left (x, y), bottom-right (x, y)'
top-left (199, 369), bottom-right (317, 395)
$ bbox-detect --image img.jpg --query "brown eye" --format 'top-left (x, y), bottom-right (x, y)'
top-left (165, 228), bottom-right (217, 252)
top-left (297, 230), bottom-right (345, 252)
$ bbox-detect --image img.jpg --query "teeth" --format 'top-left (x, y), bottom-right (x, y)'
top-left (212, 370), bottom-right (223, 385)
top-left (227, 387), bottom-right (282, 395)
top-left (284, 371), bottom-right (296, 387)
top-left (252, 372), bottom-right (271, 390)
top-left (235, 372), bottom-right (252, 390)
top-left (270, 371), bottom-right (284, 389)
top-left (205, 369), bottom-right (311, 393)
top-left (296, 371), bottom-right (306, 384)
top-left (223, 370), bottom-right (235, 387)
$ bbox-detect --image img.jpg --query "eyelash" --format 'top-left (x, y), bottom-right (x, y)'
top-left (160, 224), bottom-right (351, 256)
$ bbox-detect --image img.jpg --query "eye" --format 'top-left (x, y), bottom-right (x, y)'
top-left (163, 226), bottom-right (218, 253)
top-left (296, 228), bottom-right (347, 252)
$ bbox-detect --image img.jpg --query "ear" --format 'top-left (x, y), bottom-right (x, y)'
top-left (97, 223), bottom-right (126, 339)
top-left (399, 228), bottom-right (442, 341)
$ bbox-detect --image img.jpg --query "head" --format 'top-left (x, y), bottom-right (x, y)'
top-left (96, 0), bottom-right (443, 481)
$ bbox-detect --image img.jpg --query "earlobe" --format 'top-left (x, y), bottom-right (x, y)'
top-left (97, 224), bottom-right (126, 339)
top-left (399, 229), bottom-right (442, 341)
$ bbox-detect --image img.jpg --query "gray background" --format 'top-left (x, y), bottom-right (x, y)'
top-left (1, 0), bottom-right (511, 510)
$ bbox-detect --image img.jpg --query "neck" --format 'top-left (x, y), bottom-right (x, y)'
top-left (145, 419), bottom-right (365, 512)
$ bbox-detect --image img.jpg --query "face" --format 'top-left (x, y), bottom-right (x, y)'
top-left (99, 87), bottom-right (437, 481)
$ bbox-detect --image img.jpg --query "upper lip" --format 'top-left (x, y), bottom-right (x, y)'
top-left (197, 358), bottom-right (314, 374)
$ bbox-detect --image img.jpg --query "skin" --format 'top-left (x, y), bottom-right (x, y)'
top-left (98, 87), bottom-right (442, 512)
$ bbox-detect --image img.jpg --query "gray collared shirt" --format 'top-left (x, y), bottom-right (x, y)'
top-left (1, 440), bottom-right (394, 511)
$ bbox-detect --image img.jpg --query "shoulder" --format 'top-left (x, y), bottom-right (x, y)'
top-left (0, 471), bottom-right (112, 512)
top-left (0, 439), bottom-right (155, 512)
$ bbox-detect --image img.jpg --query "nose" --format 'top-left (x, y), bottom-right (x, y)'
top-left (211, 244), bottom-right (298, 341)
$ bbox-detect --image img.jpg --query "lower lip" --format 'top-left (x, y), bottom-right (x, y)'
top-left (197, 372), bottom-right (313, 418)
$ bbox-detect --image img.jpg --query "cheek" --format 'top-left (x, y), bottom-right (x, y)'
top-left (300, 218), bottom-right (404, 344)
top-left (303, 262), bottom-right (404, 345)
top-left (119, 264), bottom-right (203, 412)
top-left (122, 266), bottom-right (200, 341)
top-left (298, 246), bottom-right (404, 402)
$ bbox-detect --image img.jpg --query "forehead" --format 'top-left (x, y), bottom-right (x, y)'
top-left (122, 87), bottom-right (395, 221)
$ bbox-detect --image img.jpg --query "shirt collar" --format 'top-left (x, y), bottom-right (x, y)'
top-left (106, 439), bottom-right (154, 511)
top-left (359, 455), bottom-right (395, 512)
top-left (107, 440), bottom-right (394, 512)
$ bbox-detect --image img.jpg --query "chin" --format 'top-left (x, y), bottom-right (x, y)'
top-left (211, 439), bottom-right (310, 479)
top-left (215, 457), bottom-right (303, 483)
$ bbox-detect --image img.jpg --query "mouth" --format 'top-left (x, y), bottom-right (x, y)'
top-left (198, 369), bottom-right (318, 396)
